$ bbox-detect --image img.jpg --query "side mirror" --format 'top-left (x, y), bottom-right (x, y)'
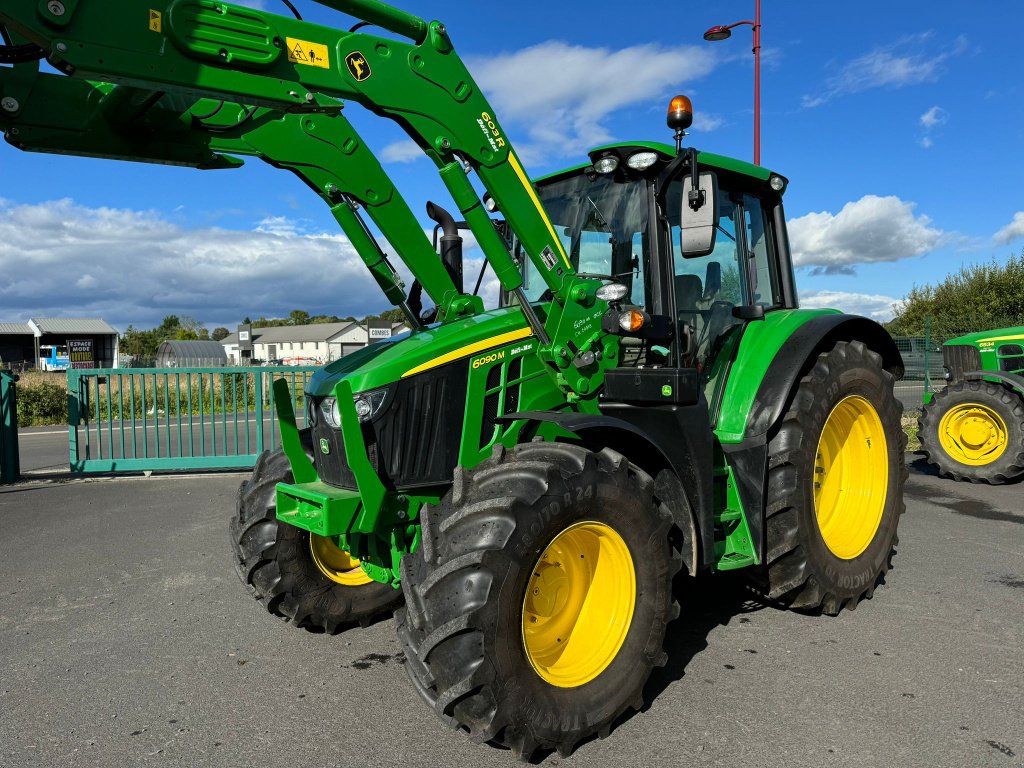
top-left (679, 171), bottom-right (719, 258)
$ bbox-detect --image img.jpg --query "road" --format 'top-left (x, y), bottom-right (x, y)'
top-left (16, 417), bottom-right (289, 474)
top-left (0, 460), bottom-right (1021, 768)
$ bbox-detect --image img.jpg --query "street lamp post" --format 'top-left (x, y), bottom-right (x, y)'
top-left (703, 0), bottom-right (762, 166)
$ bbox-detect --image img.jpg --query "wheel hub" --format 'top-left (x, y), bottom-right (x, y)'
top-left (521, 521), bottom-right (635, 688)
top-left (309, 534), bottom-right (373, 586)
top-left (938, 403), bottom-right (1008, 465)
top-left (813, 395), bottom-right (889, 560)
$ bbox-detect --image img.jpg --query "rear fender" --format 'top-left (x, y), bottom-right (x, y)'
top-left (724, 314), bottom-right (903, 564)
top-left (963, 370), bottom-right (1024, 400)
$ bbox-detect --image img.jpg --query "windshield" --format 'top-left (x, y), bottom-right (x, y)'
top-left (526, 174), bottom-right (650, 305)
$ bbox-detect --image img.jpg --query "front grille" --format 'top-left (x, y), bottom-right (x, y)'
top-left (943, 344), bottom-right (981, 382)
top-left (311, 360), bottom-right (468, 491)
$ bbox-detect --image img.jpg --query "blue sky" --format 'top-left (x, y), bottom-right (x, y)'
top-left (2, 0), bottom-right (1023, 331)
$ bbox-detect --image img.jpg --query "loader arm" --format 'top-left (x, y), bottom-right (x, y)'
top-left (0, 0), bottom-right (614, 397)
top-left (0, 63), bottom-right (470, 323)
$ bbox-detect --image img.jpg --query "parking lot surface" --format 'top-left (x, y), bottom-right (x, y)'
top-left (1, 459), bottom-right (1021, 768)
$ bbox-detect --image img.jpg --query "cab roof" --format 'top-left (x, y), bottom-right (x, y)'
top-left (532, 141), bottom-right (774, 184)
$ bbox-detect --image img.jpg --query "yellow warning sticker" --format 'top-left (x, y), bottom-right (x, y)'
top-left (286, 38), bottom-right (330, 69)
top-left (148, 9), bottom-right (162, 33)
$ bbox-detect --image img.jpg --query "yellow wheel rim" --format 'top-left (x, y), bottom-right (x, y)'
top-left (937, 402), bottom-right (1008, 466)
top-left (813, 395), bottom-right (889, 560)
top-left (309, 534), bottom-right (373, 587)
top-left (521, 521), bottom-right (636, 688)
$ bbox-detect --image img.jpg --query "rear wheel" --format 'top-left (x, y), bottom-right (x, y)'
top-left (229, 434), bottom-right (401, 632)
top-left (918, 380), bottom-right (1024, 483)
top-left (759, 341), bottom-right (906, 614)
top-left (396, 442), bottom-right (680, 760)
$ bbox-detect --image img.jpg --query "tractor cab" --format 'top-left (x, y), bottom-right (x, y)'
top-left (521, 135), bottom-right (797, 418)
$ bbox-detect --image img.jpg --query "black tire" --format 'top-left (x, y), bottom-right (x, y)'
top-left (918, 380), bottom-right (1024, 484)
top-left (396, 442), bottom-right (680, 760)
top-left (759, 341), bottom-right (906, 615)
top-left (229, 433), bottom-right (402, 632)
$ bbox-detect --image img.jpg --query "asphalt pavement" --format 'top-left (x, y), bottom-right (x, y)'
top-left (0, 459), bottom-right (1021, 768)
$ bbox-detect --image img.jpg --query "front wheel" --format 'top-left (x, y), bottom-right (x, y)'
top-left (396, 442), bottom-right (680, 760)
top-left (759, 341), bottom-right (907, 615)
top-left (229, 435), bottom-right (402, 632)
top-left (918, 380), bottom-right (1024, 483)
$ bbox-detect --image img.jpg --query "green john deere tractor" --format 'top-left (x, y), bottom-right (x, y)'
top-left (919, 326), bottom-right (1024, 483)
top-left (1, 0), bottom-right (907, 757)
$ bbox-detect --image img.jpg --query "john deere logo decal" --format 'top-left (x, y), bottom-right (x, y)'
top-left (661, 384), bottom-right (673, 398)
top-left (346, 52), bottom-right (371, 82)
top-left (319, 438), bottom-right (331, 455)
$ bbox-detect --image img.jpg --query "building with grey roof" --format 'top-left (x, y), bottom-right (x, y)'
top-left (155, 340), bottom-right (229, 368)
top-left (0, 323), bottom-right (34, 369)
top-left (221, 320), bottom-right (408, 364)
top-left (17, 315), bottom-right (117, 370)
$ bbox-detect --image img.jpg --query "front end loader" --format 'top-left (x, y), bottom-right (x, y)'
top-left (1, 0), bottom-right (907, 758)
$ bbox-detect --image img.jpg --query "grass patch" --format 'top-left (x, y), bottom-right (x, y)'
top-left (902, 410), bottom-right (921, 452)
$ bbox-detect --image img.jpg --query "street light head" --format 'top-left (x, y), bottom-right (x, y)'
top-left (703, 25), bottom-right (732, 41)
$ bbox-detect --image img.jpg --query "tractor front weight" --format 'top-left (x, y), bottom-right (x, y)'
top-left (272, 378), bottom-right (422, 588)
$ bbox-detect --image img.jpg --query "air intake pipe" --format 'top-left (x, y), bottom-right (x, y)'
top-left (427, 201), bottom-right (463, 292)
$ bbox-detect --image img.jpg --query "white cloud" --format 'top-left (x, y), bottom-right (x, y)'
top-left (381, 140), bottom-right (425, 164)
top-left (917, 106), bottom-right (948, 149)
top-left (0, 199), bottom-right (408, 330)
top-left (994, 211), bottom-right (1024, 244)
top-left (788, 195), bottom-right (943, 275)
top-left (919, 106), bottom-right (947, 129)
top-left (467, 42), bottom-right (716, 161)
top-left (803, 34), bottom-right (966, 107)
top-left (692, 113), bottom-right (725, 133)
top-left (255, 215), bottom-right (306, 236)
top-left (800, 290), bottom-right (900, 321)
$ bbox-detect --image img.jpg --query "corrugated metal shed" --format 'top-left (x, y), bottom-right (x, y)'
top-left (0, 323), bottom-right (33, 335)
top-left (155, 340), bottom-right (228, 367)
top-left (29, 318), bottom-right (118, 335)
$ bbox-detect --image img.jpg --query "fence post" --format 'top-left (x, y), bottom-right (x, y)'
top-left (254, 369), bottom-right (265, 455)
top-left (67, 369), bottom-right (82, 472)
top-left (0, 371), bottom-right (20, 484)
top-left (924, 316), bottom-right (932, 394)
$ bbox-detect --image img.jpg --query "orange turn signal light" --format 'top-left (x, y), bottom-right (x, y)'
top-left (618, 310), bottom-right (647, 333)
top-left (667, 95), bottom-right (693, 132)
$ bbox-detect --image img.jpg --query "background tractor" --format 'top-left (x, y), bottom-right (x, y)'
top-left (1, 0), bottom-right (907, 758)
top-left (918, 326), bottom-right (1024, 483)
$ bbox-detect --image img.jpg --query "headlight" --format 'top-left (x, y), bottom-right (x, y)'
top-left (596, 282), bottom-right (629, 302)
top-left (627, 151), bottom-right (658, 171)
top-left (353, 387), bottom-right (389, 423)
top-left (593, 156), bottom-right (619, 174)
top-left (320, 387), bottom-right (390, 428)
top-left (321, 397), bottom-right (342, 428)
top-left (769, 175), bottom-right (786, 193)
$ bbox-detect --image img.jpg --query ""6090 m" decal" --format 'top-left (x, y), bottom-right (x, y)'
top-left (472, 350), bottom-right (506, 369)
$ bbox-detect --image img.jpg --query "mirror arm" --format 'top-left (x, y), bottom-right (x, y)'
top-left (685, 147), bottom-right (705, 212)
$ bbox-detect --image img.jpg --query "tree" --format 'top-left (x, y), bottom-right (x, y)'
top-left (211, 327), bottom-right (230, 341)
top-left (363, 308), bottom-right (406, 323)
top-left (888, 251), bottom-right (1024, 337)
top-left (289, 309), bottom-right (311, 326)
top-left (121, 325), bottom-right (156, 360)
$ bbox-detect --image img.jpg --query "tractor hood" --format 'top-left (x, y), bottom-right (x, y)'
top-left (307, 305), bottom-right (535, 396)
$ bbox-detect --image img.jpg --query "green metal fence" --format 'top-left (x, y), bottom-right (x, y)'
top-left (891, 333), bottom-right (946, 409)
top-left (67, 366), bottom-right (316, 473)
top-left (0, 371), bottom-right (19, 484)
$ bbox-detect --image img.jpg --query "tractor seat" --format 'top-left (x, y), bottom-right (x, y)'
top-left (675, 273), bottom-right (703, 323)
